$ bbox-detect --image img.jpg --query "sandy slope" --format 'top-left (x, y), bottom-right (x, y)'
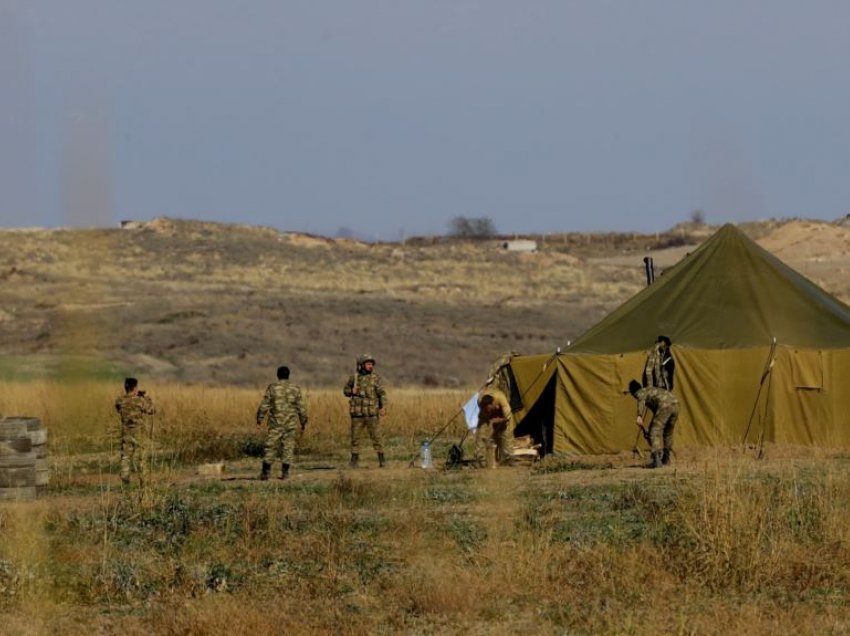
top-left (0, 217), bottom-right (847, 387)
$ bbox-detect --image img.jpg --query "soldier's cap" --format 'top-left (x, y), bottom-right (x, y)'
top-left (357, 353), bottom-right (375, 365)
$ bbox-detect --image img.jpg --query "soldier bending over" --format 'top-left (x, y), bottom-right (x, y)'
top-left (629, 379), bottom-right (678, 469)
top-left (475, 385), bottom-right (514, 466)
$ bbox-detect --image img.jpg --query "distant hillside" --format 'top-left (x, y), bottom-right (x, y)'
top-left (1, 216), bottom-right (848, 387)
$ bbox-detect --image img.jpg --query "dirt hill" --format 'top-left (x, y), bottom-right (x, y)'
top-left (1, 217), bottom-right (848, 387)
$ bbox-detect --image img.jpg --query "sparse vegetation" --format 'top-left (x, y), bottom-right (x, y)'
top-left (0, 382), bottom-right (849, 633)
top-left (2, 219), bottom-right (850, 633)
top-left (2, 218), bottom-right (848, 387)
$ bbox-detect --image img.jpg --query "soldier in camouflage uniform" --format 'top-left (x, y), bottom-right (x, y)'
top-left (642, 335), bottom-right (675, 390)
top-left (475, 385), bottom-right (515, 466)
top-left (628, 379), bottom-right (678, 468)
top-left (114, 377), bottom-right (155, 486)
top-left (256, 366), bottom-right (308, 480)
top-left (343, 354), bottom-right (388, 468)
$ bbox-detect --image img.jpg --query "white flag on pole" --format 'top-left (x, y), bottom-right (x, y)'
top-left (463, 393), bottom-right (479, 430)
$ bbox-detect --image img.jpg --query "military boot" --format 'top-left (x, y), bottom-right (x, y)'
top-left (349, 454), bottom-right (359, 468)
top-left (260, 461), bottom-right (271, 481)
top-left (646, 451), bottom-right (663, 469)
top-left (378, 452), bottom-right (386, 468)
top-left (280, 463), bottom-right (290, 480)
top-left (662, 449), bottom-right (672, 466)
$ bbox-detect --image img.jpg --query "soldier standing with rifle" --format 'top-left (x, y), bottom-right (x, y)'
top-left (344, 354), bottom-right (388, 468)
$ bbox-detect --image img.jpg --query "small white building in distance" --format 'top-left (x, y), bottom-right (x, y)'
top-left (501, 239), bottom-right (538, 253)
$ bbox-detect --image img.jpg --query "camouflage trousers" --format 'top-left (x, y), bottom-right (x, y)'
top-left (120, 426), bottom-right (147, 485)
top-left (649, 406), bottom-right (678, 453)
top-left (264, 424), bottom-right (297, 465)
top-left (474, 421), bottom-right (514, 465)
top-left (350, 416), bottom-right (383, 455)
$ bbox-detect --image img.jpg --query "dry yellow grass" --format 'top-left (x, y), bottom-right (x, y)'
top-left (1, 381), bottom-right (849, 634)
top-left (0, 380), bottom-right (470, 490)
top-left (1, 379), bottom-right (464, 438)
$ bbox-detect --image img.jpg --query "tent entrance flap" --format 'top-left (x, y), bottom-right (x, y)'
top-left (504, 364), bottom-right (524, 413)
top-left (513, 375), bottom-right (557, 455)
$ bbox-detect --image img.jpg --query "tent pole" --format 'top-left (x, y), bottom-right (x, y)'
top-left (755, 360), bottom-right (776, 459)
top-left (741, 337), bottom-right (778, 448)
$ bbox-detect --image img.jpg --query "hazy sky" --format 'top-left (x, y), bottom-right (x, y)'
top-left (2, 1), bottom-right (849, 238)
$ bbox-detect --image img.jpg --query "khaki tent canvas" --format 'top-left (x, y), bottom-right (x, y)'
top-left (506, 224), bottom-right (850, 455)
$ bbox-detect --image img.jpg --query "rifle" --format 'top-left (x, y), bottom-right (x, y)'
top-left (632, 423), bottom-right (651, 458)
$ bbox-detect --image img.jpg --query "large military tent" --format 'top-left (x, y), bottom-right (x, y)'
top-left (508, 224), bottom-right (850, 454)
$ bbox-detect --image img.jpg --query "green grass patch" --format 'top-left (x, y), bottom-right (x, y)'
top-left (531, 455), bottom-right (614, 474)
top-left (0, 355), bottom-right (125, 381)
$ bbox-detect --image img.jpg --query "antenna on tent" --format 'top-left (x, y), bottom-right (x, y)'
top-left (643, 256), bottom-right (655, 286)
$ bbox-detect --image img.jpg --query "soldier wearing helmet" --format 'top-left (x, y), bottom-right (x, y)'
top-left (343, 353), bottom-right (388, 467)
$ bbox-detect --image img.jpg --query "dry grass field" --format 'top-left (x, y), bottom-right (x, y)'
top-left (1, 216), bottom-right (848, 387)
top-left (2, 218), bottom-right (850, 634)
top-left (0, 382), bottom-right (849, 634)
